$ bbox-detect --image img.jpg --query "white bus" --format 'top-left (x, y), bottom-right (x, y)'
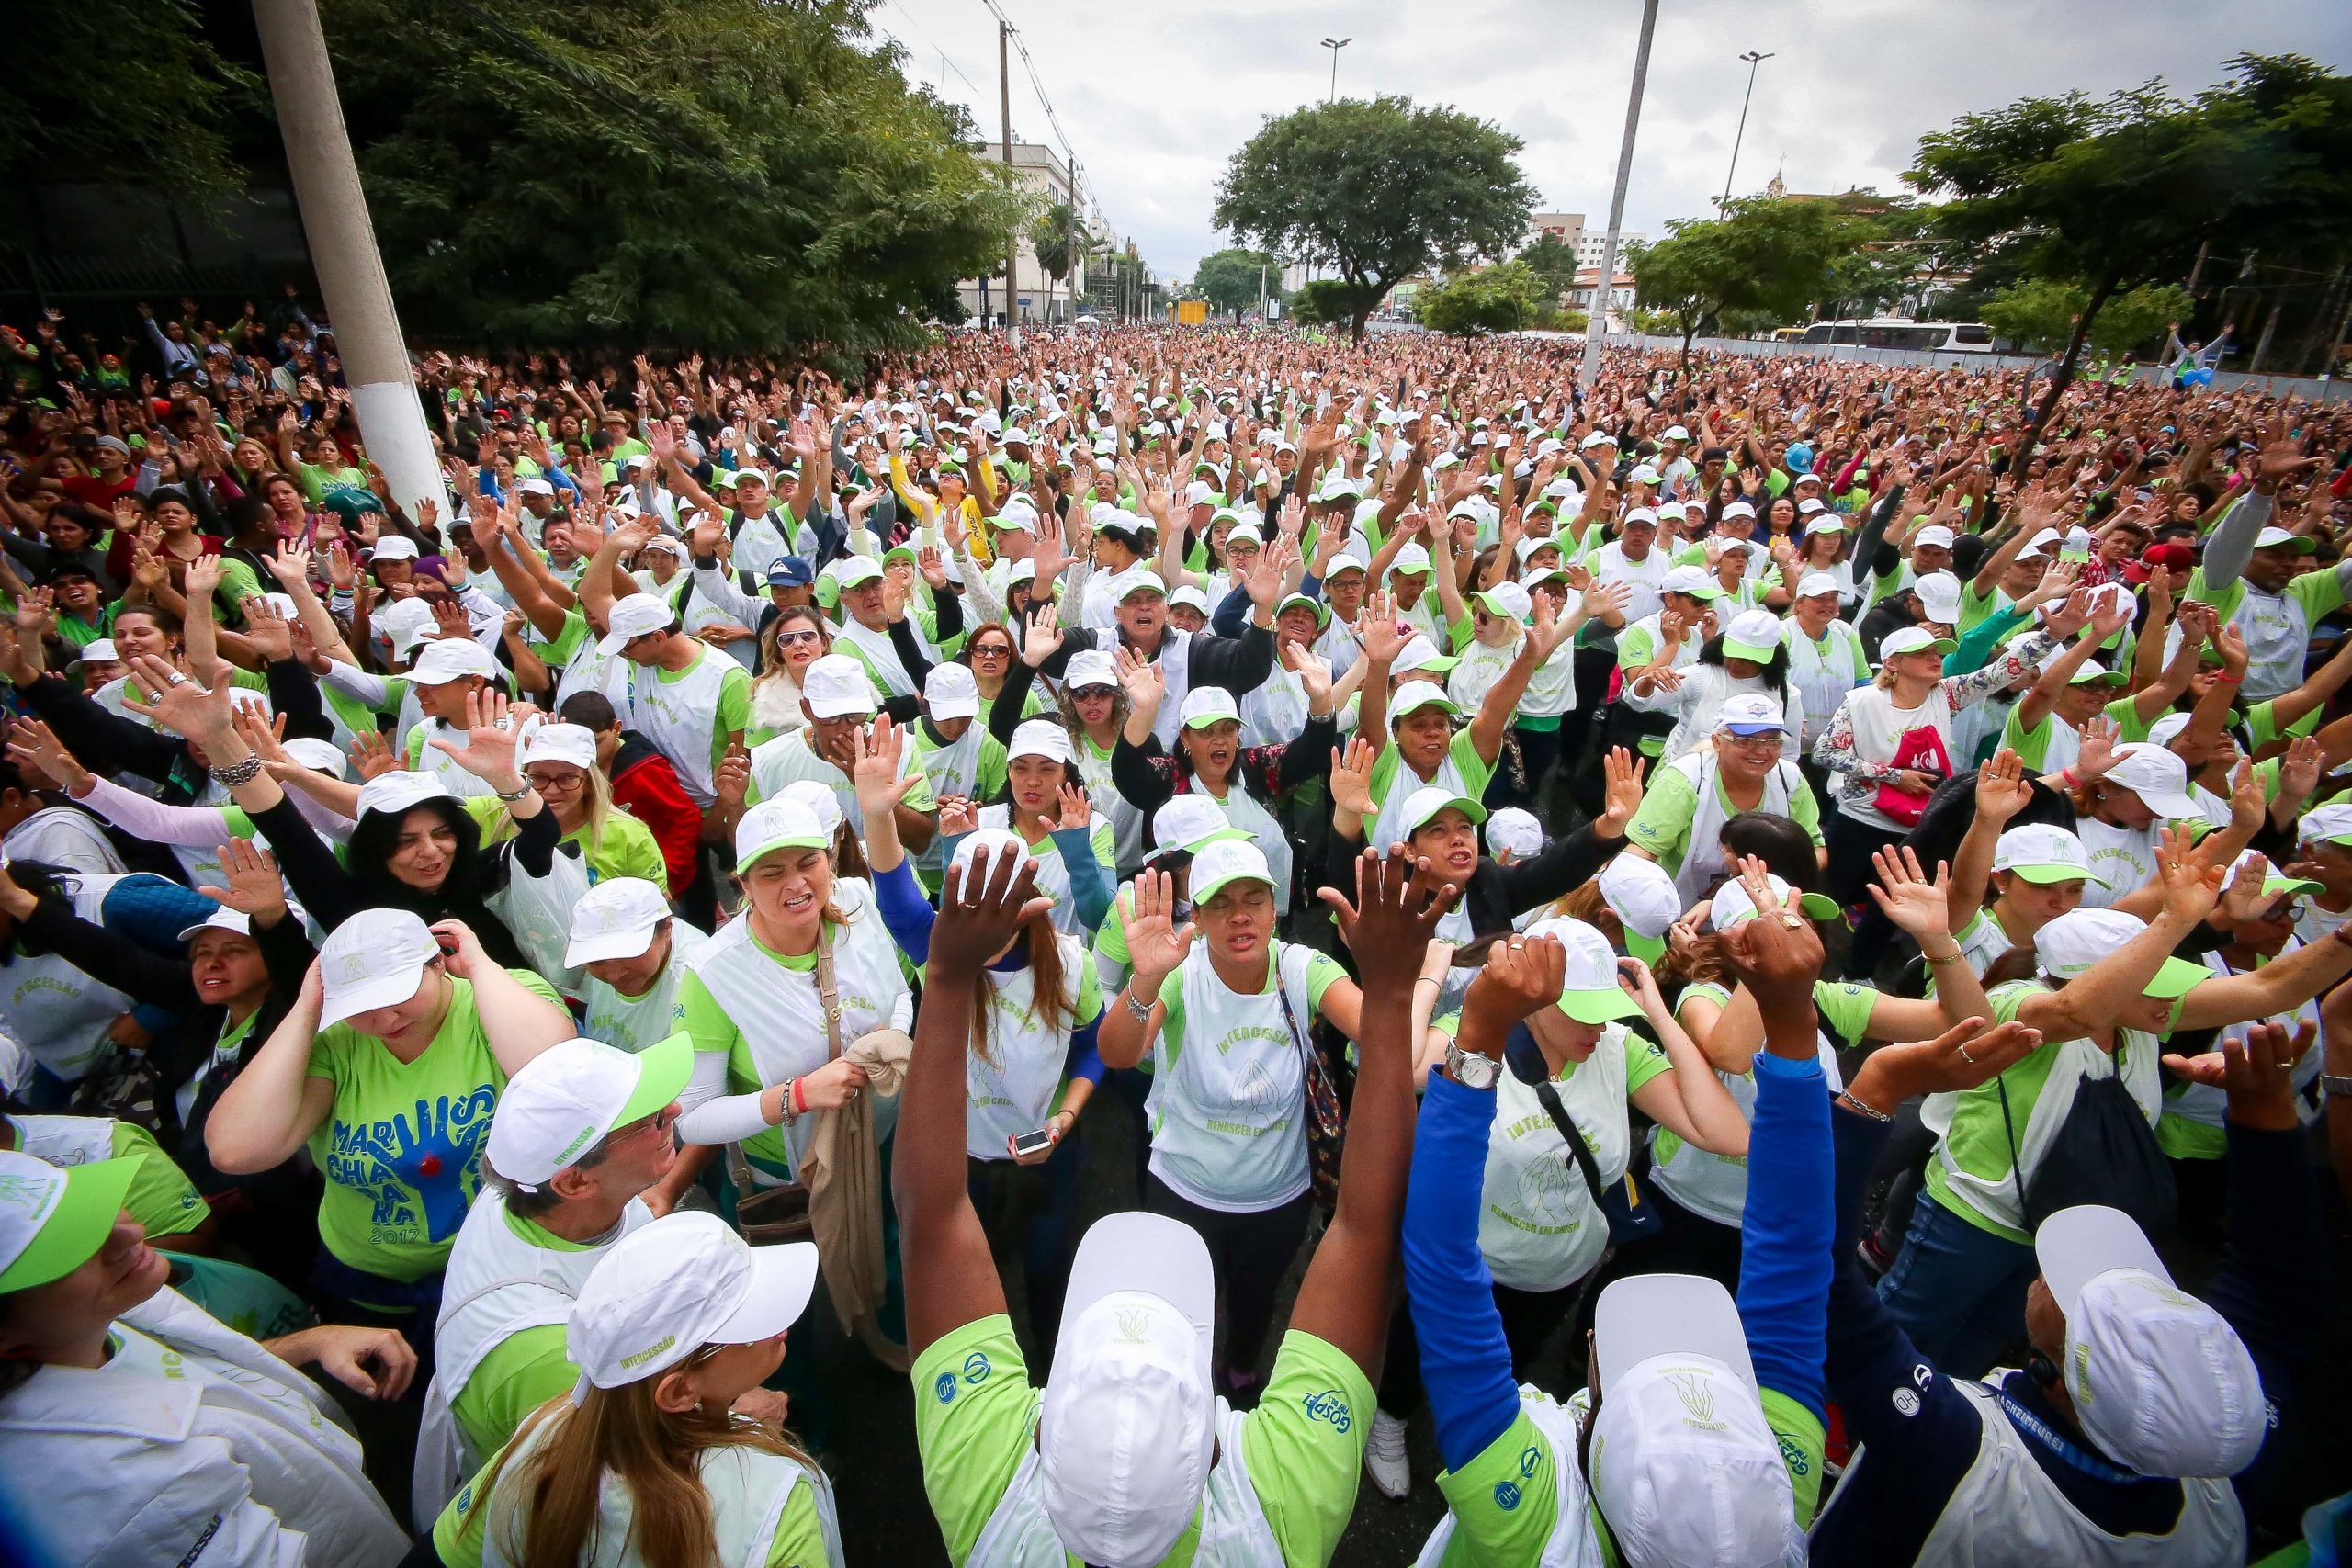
top-left (1798, 318), bottom-right (1999, 354)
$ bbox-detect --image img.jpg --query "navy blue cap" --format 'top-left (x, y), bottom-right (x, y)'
top-left (766, 556), bottom-right (816, 587)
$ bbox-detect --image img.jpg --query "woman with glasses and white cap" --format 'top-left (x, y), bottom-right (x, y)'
top-left (1099, 837), bottom-right (1372, 1401)
top-left (415, 1034), bottom-right (692, 1523)
top-left (431, 1211), bottom-right (841, 1568)
top-left (858, 767), bottom-right (1102, 1356)
top-left (1623, 694), bottom-right (1826, 908)
top-left (1628, 607), bottom-right (1808, 766)
top-left (1112, 656), bottom-right (1336, 920)
top-left (0, 1147), bottom-right (415, 1568)
top-left (953, 717), bottom-right (1115, 941)
top-left (205, 905), bottom-right (571, 1328)
top-left (481, 718), bottom-right (665, 888)
top-left (1868, 833), bottom-right (2352, 1374)
top-left (899, 841), bottom-right (1445, 1568)
top-left (1812, 1021), bottom-right (2321, 1566)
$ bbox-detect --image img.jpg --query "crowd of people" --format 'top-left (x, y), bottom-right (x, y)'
top-left (0, 299), bottom-right (2347, 1567)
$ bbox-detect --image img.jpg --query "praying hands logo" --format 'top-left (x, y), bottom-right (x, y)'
top-left (1515, 1154), bottom-right (1578, 1226)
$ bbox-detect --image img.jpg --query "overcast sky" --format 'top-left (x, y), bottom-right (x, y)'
top-left (873, 0), bottom-right (2352, 282)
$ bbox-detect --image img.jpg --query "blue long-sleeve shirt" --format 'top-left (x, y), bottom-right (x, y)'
top-left (1738, 1051), bottom-right (1833, 1427)
top-left (1403, 1070), bottom-right (1521, 1472)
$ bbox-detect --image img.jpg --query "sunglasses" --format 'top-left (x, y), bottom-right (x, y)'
top-left (775, 629), bottom-right (821, 649)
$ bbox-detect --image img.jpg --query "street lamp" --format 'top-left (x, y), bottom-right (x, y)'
top-left (1721, 50), bottom-right (1775, 209)
top-left (1321, 37), bottom-right (1351, 103)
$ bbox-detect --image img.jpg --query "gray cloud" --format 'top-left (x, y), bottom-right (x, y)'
top-left (879, 0), bottom-right (2352, 278)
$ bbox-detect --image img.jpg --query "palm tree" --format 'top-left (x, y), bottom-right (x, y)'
top-left (1031, 204), bottom-right (1091, 324)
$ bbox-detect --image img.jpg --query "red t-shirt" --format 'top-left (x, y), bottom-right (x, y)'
top-left (57, 473), bottom-right (136, 510)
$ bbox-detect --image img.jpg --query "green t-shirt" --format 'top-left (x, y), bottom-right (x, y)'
top-left (1621, 762), bottom-right (1823, 878)
top-left (304, 968), bottom-right (565, 1283)
top-left (460, 795), bottom-right (666, 887)
top-left (911, 1315), bottom-right (1373, 1567)
top-left (1998, 694), bottom-right (2145, 773)
top-left (1430, 1387), bottom-right (1824, 1566)
top-left (1368, 728), bottom-right (1495, 818)
top-left (448, 1206), bottom-right (602, 1463)
top-left (298, 459), bottom-right (371, 508)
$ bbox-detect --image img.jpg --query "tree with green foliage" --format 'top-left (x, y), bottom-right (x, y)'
top-left (1910, 53), bottom-right (2352, 444)
top-left (1215, 96), bottom-right (1535, 342)
top-left (1625, 197), bottom-right (1860, 367)
top-left (1193, 247), bottom-right (1283, 321)
top-left (1418, 262), bottom-right (1550, 335)
top-left (1982, 279), bottom-right (2196, 358)
top-left (1519, 232), bottom-right (1581, 303)
top-left (1289, 278), bottom-right (1385, 330)
top-left (1031, 204), bottom-right (1091, 325)
top-left (322, 0), bottom-right (1030, 355)
top-left (1, 0), bottom-right (259, 208)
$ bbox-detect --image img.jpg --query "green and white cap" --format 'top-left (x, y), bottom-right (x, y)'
top-left (1398, 786), bottom-right (1486, 837)
top-left (0, 1148), bottom-right (144, 1292)
top-left (734, 798), bottom-right (831, 871)
top-left (1522, 916), bottom-right (1645, 1024)
top-left (1878, 626), bottom-right (1956, 659)
top-left (1708, 874), bottom-right (1840, 928)
top-left (1992, 824), bottom-right (2108, 886)
top-left (569, 1212), bottom-right (818, 1393)
top-left (2298, 803), bottom-right (2352, 847)
top-left (2033, 908), bottom-right (2208, 996)
top-left (2229, 848), bottom-right (2322, 901)
top-left (1393, 634), bottom-right (1460, 677)
top-left (1389, 683), bottom-right (1462, 725)
top-left (1473, 582), bottom-right (1532, 622)
top-left (1722, 610), bottom-right (1783, 664)
top-left (1597, 853), bottom-right (1681, 963)
top-left (1187, 838), bottom-right (1275, 905)
top-left (486, 1034), bottom-right (694, 1190)
top-left (1178, 687), bottom-right (1240, 729)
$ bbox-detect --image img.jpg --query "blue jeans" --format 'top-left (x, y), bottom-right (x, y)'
top-left (1877, 1190), bottom-right (2037, 1378)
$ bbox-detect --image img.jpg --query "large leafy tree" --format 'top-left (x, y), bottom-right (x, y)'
top-left (1626, 197), bottom-right (1862, 367)
top-left (1, 0), bottom-right (258, 208)
top-left (1418, 261), bottom-right (1550, 335)
top-left (1193, 247), bottom-right (1283, 320)
top-left (1982, 279), bottom-right (2193, 356)
top-left (1215, 96), bottom-right (1536, 342)
top-left (1909, 54), bottom-right (2352, 444)
top-left (1518, 232), bottom-right (1581, 304)
top-left (323, 0), bottom-right (1029, 355)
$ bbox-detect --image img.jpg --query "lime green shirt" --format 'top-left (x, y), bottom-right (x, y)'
top-left (460, 795), bottom-right (666, 887)
top-left (304, 969), bottom-right (565, 1282)
top-left (447, 1206), bottom-right (600, 1463)
top-left (1622, 762), bottom-right (1823, 877)
top-left (911, 1315), bottom-right (1373, 1567)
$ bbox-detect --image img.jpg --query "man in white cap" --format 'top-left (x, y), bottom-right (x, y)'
top-left (1812, 1020), bottom-right (2320, 1565)
top-left (748, 660), bottom-right (936, 850)
top-left (395, 635), bottom-right (506, 798)
top-left (1023, 553), bottom-right (1280, 750)
top-left (1407, 875), bottom-right (1883, 1566)
top-left (899, 842), bottom-right (1450, 1567)
top-left (416, 1033), bottom-right (695, 1517)
top-left (2178, 432), bottom-right (2331, 698)
top-left (603, 588), bottom-right (752, 811)
top-left (568, 874), bottom-right (712, 1054)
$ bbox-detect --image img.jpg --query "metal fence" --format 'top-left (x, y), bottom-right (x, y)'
top-left (1615, 333), bottom-right (2352, 402)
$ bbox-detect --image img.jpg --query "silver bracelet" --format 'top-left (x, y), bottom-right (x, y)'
top-left (209, 754), bottom-right (265, 787)
top-left (1838, 1089), bottom-right (1894, 1122)
top-left (1123, 986), bottom-right (1155, 1023)
top-left (777, 1078), bottom-right (798, 1127)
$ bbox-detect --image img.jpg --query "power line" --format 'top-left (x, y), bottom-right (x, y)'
top-left (970, 0), bottom-right (1133, 266)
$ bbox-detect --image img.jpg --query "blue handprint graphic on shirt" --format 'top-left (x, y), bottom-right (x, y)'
top-left (329, 1085), bottom-right (498, 1245)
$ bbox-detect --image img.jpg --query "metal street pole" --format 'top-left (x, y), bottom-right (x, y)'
top-left (1259, 263), bottom-right (1268, 325)
top-left (251, 0), bottom-right (441, 524)
top-left (1580, 0), bottom-right (1661, 391)
top-left (1721, 50), bottom-right (1773, 209)
top-left (1000, 20), bottom-right (1022, 347)
top-left (1321, 36), bottom-right (1351, 103)
top-left (1066, 157), bottom-right (1080, 326)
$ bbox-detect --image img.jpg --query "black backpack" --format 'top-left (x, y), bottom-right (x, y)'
top-left (1996, 1064), bottom-right (2176, 1243)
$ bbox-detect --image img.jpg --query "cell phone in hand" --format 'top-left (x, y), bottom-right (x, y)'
top-left (1008, 1128), bottom-right (1055, 1159)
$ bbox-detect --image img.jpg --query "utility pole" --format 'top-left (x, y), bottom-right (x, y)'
top-left (1721, 50), bottom-right (1773, 208)
top-left (1000, 19), bottom-right (1022, 347)
top-left (1321, 37), bottom-right (1351, 103)
top-left (251, 0), bottom-right (440, 524)
top-left (1581, 0), bottom-right (1661, 390)
top-left (1259, 262), bottom-right (1268, 325)
top-left (1065, 157), bottom-right (1079, 326)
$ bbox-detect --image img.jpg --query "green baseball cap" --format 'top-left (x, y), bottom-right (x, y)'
top-left (0, 1150), bottom-right (144, 1292)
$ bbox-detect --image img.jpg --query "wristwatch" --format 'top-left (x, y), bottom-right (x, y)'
top-left (2322, 1073), bottom-right (2352, 1100)
top-left (1444, 1041), bottom-right (1499, 1091)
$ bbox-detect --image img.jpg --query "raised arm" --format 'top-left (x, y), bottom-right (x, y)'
top-left (1465, 596), bottom-right (1551, 766)
top-left (1949, 750), bottom-right (2032, 938)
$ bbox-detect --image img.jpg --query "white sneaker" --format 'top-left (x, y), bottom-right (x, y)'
top-left (1364, 1408), bottom-right (1410, 1498)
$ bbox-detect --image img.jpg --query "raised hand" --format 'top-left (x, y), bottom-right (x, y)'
top-left (266, 539), bottom-right (314, 588)
top-left (1849, 1015), bottom-right (2046, 1113)
top-left (1457, 931), bottom-right (1567, 1050)
top-left (1329, 737), bottom-right (1376, 817)
top-left (1321, 844), bottom-right (1463, 978)
top-left (2161, 1019), bottom-right (2312, 1130)
top-left (2157, 823), bottom-right (2227, 925)
top-left (1596, 746), bottom-right (1645, 837)
top-left (1052, 781), bottom-right (1091, 833)
top-left (849, 715), bottom-right (921, 824)
top-left (1020, 604), bottom-right (1063, 668)
top-left (2073, 716), bottom-right (2121, 782)
top-left (1117, 869), bottom-right (1198, 993)
top-left (1974, 748), bottom-right (2035, 822)
top-left (426, 688), bottom-right (524, 789)
top-left (1114, 642), bottom-right (1164, 716)
top-left (713, 743), bottom-right (751, 811)
top-left (1713, 856), bottom-right (1825, 1004)
top-left (428, 919), bottom-right (489, 979)
top-left (5, 716), bottom-right (91, 795)
top-left (195, 839), bottom-right (288, 924)
top-left (1867, 845), bottom-right (1952, 939)
top-left (239, 596), bottom-right (295, 662)
top-left (120, 654), bottom-right (233, 744)
top-left (932, 840), bottom-right (1052, 976)
top-left (348, 728), bottom-right (399, 781)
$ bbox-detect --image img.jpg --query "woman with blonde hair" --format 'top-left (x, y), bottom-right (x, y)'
top-left (748, 604), bottom-right (831, 746)
top-left (433, 1211), bottom-right (843, 1567)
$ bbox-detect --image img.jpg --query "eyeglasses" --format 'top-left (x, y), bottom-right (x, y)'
top-left (774, 629), bottom-right (821, 649)
top-left (525, 768), bottom-right (586, 793)
top-left (1722, 731), bottom-right (1784, 751)
top-left (605, 1103), bottom-right (678, 1145)
top-left (970, 645), bottom-right (1012, 660)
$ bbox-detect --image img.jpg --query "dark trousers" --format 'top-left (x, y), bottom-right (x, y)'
top-left (1825, 810), bottom-right (1911, 978)
top-left (1487, 724), bottom-right (1566, 823)
top-left (1379, 1271), bottom-right (1591, 1414)
top-left (967, 1132), bottom-right (1086, 1369)
top-left (1143, 1173), bottom-right (1312, 1402)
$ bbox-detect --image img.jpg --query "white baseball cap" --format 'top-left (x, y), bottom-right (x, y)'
top-left (778, 780), bottom-right (844, 842)
top-left (377, 598), bottom-right (437, 657)
top-left (1393, 635), bottom-right (1461, 677)
top-left (1065, 649), bottom-right (1118, 690)
top-left (1795, 571), bottom-right (1843, 600)
top-left (283, 737), bottom-right (348, 778)
top-left (1715, 692), bottom-right (1785, 735)
top-left (1597, 853), bottom-right (1681, 962)
top-left (2022, 527), bottom-right (2065, 560)
top-left (1150, 795), bottom-right (1236, 859)
top-left (2034, 1205), bottom-right (2266, 1478)
top-left (2253, 525), bottom-right (2317, 555)
top-left (486, 1034), bottom-right (693, 1190)
top-left (1796, 497), bottom-right (1826, 516)
top-left (1992, 824), bottom-right (2107, 886)
top-left (1878, 626), bottom-right (1957, 660)
top-left (65, 638), bottom-right (119, 669)
top-left (1914, 525), bottom-right (1956, 551)
top-left (1485, 807), bottom-right (1543, 862)
top-left (2299, 802), bottom-right (2352, 846)
top-left (521, 720), bottom-right (597, 772)
top-left (1623, 507), bottom-right (1660, 528)
top-left (316, 908), bottom-right (443, 1028)
top-left (800, 654), bottom-right (877, 719)
top-left (1038, 1212), bottom-right (1216, 1565)
top-left (595, 593), bottom-right (675, 655)
top-left (565, 876), bottom-right (673, 966)
top-left (1474, 581), bottom-right (1532, 623)
top-left (1010, 717), bottom-right (1077, 764)
top-left (1912, 570), bottom-right (1962, 624)
top-left (1166, 584), bottom-right (1208, 615)
top-left (1325, 551), bottom-right (1369, 579)
top-left (408, 636), bottom-right (498, 686)
top-left (0, 1147), bottom-right (145, 1292)
top-left (2104, 742), bottom-right (2201, 820)
top-left (1588, 1273), bottom-right (1799, 1568)
top-left (1721, 500), bottom-right (1757, 521)
top-left (368, 535), bottom-right (421, 562)
top-left (1521, 916), bottom-right (1644, 1025)
top-left (924, 662), bottom-right (981, 722)
top-left (734, 798), bottom-right (831, 872)
top-left (1722, 611), bottom-right (1782, 664)
top-left (2032, 908), bottom-right (2209, 996)
top-left (569, 1212), bottom-right (819, 1393)
top-left (1397, 785), bottom-right (1487, 839)
top-left (1392, 543), bottom-right (1434, 577)
top-left (1178, 687), bottom-right (1240, 730)
top-left (1111, 570), bottom-right (1167, 604)
top-left (832, 556), bottom-right (885, 592)
top-left (355, 768), bottom-right (457, 822)
top-left (1186, 837), bottom-right (1274, 905)
top-left (1659, 565), bottom-right (1724, 602)
top-left (1707, 874), bottom-right (1840, 928)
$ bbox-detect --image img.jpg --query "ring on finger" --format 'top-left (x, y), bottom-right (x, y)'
top-left (1957, 1043), bottom-right (1976, 1066)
